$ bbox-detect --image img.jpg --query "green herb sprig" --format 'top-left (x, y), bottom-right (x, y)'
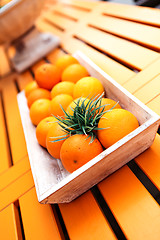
top-left (52, 93), bottom-right (118, 143)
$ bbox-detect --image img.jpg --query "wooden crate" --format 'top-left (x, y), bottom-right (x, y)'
top-left (17, 51), bottom-right (160, 204)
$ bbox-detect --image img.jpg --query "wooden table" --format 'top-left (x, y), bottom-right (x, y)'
top-left (0, 1), bottom-right (160, 239)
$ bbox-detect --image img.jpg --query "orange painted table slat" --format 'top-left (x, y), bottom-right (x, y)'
top-left (135, 134), bottom-right (160, 190)
top-left (0, 46), bottom-right (11, 77)
top-left (19, 188), bottom-right (62, 240)
top-left (147, 95), bottom-right (160, 116)
top-left (0, 204), bottom-right (23, 240)
top-left (98, 165), bottom-right (160, 239)
top-left (72, 24), bottom-right (159, 71)
top-left (87, 13), bottom-right (160, 51)
top-left (1, 79), bottom-right (28, 164)
top-left (59, 191), bottom-right (117, 240)
top-left (123, 58), bottom-right (160, 94)
top-left (0, 93), bottom-right (11, 173)
top-left (100, 2), bottom-right (160, 27)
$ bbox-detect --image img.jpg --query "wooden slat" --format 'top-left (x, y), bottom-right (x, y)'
top-left (38, 4), bottom-right (160, 72)
top-left (133, 74), bottom-right (160, 104)
top-left (0, 204), bottom-right (22, 240)
top-left (101, 2), bottom-right (160, 27)
top-left (88, 14), bottom-right (160, 51)
top-left (123, 58), bottom-right (160, 92)
top-left (59, 0), bottom-right (98, 10)
top-left (19, 188), bottom-right (62, 240)
top-left (0, 93), bottom-right (11, 173)
top-left (2, 79), bottom-right (28, 164)
top-left (135, 134), bottom-right (160, 190)
top-left (52, 4), bottom-right (90, 20)
top-left (0, 170), bottom-right (34, 211)
top-left (73, 24), bottom-right (159, 70)
top-left (59, 191), bottom-right (116, 240)
top-left (0, 157), bottom-right (30, 192)
top-left (43, 12), bottom-right (77, 32)
top-left (147, 95), bottom-right (160, 116)
top-left (36, 17), bottom-right (64, 39)
top-left (0, 46), bottom-right (11, 78)
top-left (98, 166), bottom-right (160, 240)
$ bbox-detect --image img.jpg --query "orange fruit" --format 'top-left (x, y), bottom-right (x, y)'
top-left (24, 81), bottom-right (39, 98)
top-left (27, 88), bottom-right (51, 108)
top-left (55, 54), bottom-right (78, 73)
top-left (62, 64), bottom-right (89, 83)
top-left (35, 63), bottom-right (61, 90)
top-left (46, 123), bottom-right (68, 159)
top-left (97, 109), bottom-right (139, 148)
top-left (73, 76), bottom-right (104, 100)
top-left (60, 134), bottom-right (103, 173)
top-left (51, 81), bottom-right (75, 98)
top-left (29, 99), bottom-right (52, 126)
top-left (98, 98), bottom-right (121, 113)
top-left (66, 97), bottom-right (90, 116)
top-left (36, 116), bottom-right (57, 148)
top-left (51, 94), bottom-right (73, 117)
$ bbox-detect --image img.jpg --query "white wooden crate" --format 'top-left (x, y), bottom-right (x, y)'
top-left (17, 51), bottom-right (160, 203)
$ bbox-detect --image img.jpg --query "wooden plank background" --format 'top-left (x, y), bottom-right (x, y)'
top-left (0, 1), bottom-right (160, 239)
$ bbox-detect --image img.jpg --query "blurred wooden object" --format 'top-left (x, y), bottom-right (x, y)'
top-left (8, 27), bottom-right (60, 73)
top-left (0, 0), bottom-right (45, 44)
top-left (0, 0), bottom-right (60, 73)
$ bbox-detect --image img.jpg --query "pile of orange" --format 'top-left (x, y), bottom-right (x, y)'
top-left (24, 54), bottom-right (139, 173)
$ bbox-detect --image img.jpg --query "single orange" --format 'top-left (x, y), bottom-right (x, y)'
top-left (62, 64), bottom-right (89, 83)
top-left (35, 63), bottom-right (61, 90)
top-left (51, 81), bottom-right (75, 98)
top-left (36, 116), bottom-right (57, 148)
top-left (97, 109), bottom-right (139, 148)
top-left (24, 81), bottom-right (39, 98)
top-left (51, 94), bottom-right (73, 117)
top-left (27, 88), bottom-right (51, 108)
top-left (60, 134), bottom-right (103, 173)
top-left (55, 54), bottom-right (78, 73)
top-left (29, 99), bottom-right (52, 126)
top-left (46, 123), bottom-right (68, 159)
top-left (73, 76), bottom-right (104, 100)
